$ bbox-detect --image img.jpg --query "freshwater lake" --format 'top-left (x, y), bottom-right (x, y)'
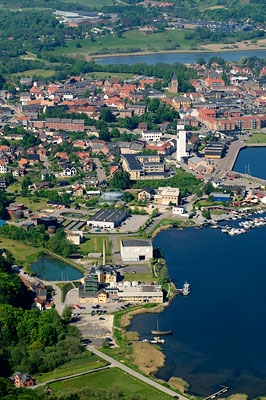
top-left (31, 256), bottom-right (83, 281)
top-left (233, 147), bottom-right (266, 180)
top-left (97, 49), bottom-right (266, 65)
top-left (129, 225), bottom-right (266, 397)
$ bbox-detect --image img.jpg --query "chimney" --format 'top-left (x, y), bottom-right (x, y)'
top-left (103, 239), bottom-right (106, 266)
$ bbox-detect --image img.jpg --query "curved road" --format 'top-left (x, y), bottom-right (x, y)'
top-left (87, 345), bottom-right (188, 399)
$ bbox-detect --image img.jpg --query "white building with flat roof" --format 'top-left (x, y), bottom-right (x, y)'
top-left (120, 239), bottom-right (153, 262)
top-left (142, 130), bottom-right (162, 142)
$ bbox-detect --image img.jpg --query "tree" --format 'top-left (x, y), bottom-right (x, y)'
top-left (110, 171), bottom-right (131, 190)
top-left (100, 108), bottom-right (116, 123)
top-left (62, 306), bottom-right (72, 323)
top-left (158, 265), bottom-right (169, 284)
top-left (203, 182), bottom-right (213, 195)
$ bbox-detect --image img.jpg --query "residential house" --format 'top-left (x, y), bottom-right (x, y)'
top-left (63, 165), bottom-right (77, 177)
top-left (9, 372), bottom-right (35, 388)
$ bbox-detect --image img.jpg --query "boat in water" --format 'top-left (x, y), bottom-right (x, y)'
top-left (182, 281), bottom-right (190, 296)
top-left (151, 320), bottom-right (173, 336)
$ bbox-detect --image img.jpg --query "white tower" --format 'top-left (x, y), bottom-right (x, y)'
top-left (176, 124), bottom-right (188, 162)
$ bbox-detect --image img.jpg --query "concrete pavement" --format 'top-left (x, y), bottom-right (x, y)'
top-left (87, 345), bottom-right (187, 399)
top-left (92, 158), bottom-right (107, 183)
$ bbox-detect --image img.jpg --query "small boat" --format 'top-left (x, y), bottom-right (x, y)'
top-left (151, 320), bottom-right (173, 336)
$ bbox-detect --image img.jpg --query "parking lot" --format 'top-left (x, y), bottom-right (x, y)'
top-left (88, 214), bottom-right (150, 234)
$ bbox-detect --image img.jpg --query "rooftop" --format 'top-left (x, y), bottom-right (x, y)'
top-left (121, 239), bottom-right (152, 247)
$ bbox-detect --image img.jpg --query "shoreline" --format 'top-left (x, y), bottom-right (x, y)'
top-left (87, 44), bottom-right (266, 60)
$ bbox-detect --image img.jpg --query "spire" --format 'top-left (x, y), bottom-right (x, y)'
top-left (172, 72), bottom-right (177, 80)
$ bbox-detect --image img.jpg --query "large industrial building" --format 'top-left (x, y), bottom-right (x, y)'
top-left (88, 209), bottom-right (127, 230)
top-left (121, 153), bottom-right (168, 180)
top-left (120, 239), bottom-right (153, 262)
top-left (106, 281), bottom-right (164, 304)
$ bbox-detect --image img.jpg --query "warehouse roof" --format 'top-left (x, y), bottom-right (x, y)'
top-left (121, 239), bottom-right (152, 247)
top-left (89, 209), bottom-right (127, 223)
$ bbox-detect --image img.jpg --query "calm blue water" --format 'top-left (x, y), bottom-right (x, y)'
top-left (98, 49), bottom-right (266, 65)
top-left (129, 226), bottom-right (266, 397)
top-left (234, 147), bottom-right (266, 180)
top-left (0, 220), bottom-right (6, 227)
top-left (31, 256), bottom-right (83, 281)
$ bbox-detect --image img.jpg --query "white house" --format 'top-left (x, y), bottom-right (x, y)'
top-left (63, 166), bottom-right (77, 177)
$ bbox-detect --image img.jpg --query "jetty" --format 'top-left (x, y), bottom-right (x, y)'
top-left (203, 386), bottom-right (228, 400)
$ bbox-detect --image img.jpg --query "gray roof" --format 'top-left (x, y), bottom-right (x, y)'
top-left (89, 209), bottom-right (127, 223)
top-left (121, 239), bottom-right (152, 247)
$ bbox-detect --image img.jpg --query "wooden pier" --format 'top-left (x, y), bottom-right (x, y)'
top-left (203, 386), bottom-right (228, 400)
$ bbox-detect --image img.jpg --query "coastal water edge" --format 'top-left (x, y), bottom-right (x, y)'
top-left (128, 224), bottom-right (266, 398)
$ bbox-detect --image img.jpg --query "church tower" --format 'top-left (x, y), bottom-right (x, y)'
top-left (168, 72), bottom-right (178, 94)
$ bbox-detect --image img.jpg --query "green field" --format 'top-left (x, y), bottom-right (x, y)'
top-left (47, 367), bottom-right (172, 399)
top-left (13, 195), bottom-right (51, 211)
top-left (247, 133), bottom-right (266, 144)
top-left (11, 69), bottom-right (56, 78)
top-left (53, 29), bottom-right (193, 56)
top-left (88, 71), bottom-right (134, 79)
top-left (0, 236), bottom-right (44, 265)
top-left (35, 352), bottom-right (109, 383)
top-left (125, 272), bottom-right (154, 282)
top-left (79, 236), bottom-right (111, 256)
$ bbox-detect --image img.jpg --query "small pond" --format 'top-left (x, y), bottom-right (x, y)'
top-left (31, 256), bottom-right (83, 281)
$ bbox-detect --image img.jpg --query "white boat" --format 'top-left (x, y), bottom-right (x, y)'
top-left (183, 281), bottom-right (190, 296)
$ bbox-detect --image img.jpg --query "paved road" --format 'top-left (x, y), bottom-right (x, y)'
top-left (92, 158), bottom-right (107, 183)
top-left (87, 345), bottom-right (187, 399)
top-left (213, 136), bottom-right (248, 180)
top-left (32, 365), bottom-right (111, 388)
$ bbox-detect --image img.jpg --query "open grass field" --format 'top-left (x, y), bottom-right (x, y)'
top-left (54, 29), bottom-right (192, 56)
top-left (124, 272), bottom-right (154, 282)
top-left (87, 71), bottom-right (134, 79)
top-left (79, 236), bottom-right (111, 256)
top-left (64, 0), bottom-right (116, 8)
top-left (14, 195), bottom-right (50, 211)
top-left (11, 69), bottom-right (56, 78)
top-left (47, 367), bottom-right (172, 399)
top-left (0, 236), bottom-right (44, 265)
top-left (247, 133), bottom-right (266, 144)
top-left (35, 352), bottom-right (109, 383)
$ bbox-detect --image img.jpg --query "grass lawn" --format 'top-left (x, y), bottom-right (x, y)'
top-left (0, 236), bottom-right (44, 265)
top-left (79, 236), bottom-right (111, 256)
top-left (124, 272), bottom-right (154, 282)
top-left (7, 181), bottom-right (21, 193)
top-left (14, 196), bottom-right (50, 211)
top-left (57, 282), bottom-right (75, 302)
top-left (148, 218), bottom-right (194, 236)
top-left (48, 367), bottom-right (172, 399)
top-left (247, 133), bottom-right (266, 144)
top-left (88, 71), bottom-right (134, 79)
top-left (11, 69), bottom-right (56, 78)
top-left (35, 352), bottom-right (109, 383)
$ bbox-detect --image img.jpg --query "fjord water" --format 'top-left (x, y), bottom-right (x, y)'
top-left (233, 147), bottom-right (266, 180)
top-left (129, 227), bottom-right (266, 397)
top-left (97, 49), bottom-right (266, 65)
top-left (31, 256), bottom-right (83, 281)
